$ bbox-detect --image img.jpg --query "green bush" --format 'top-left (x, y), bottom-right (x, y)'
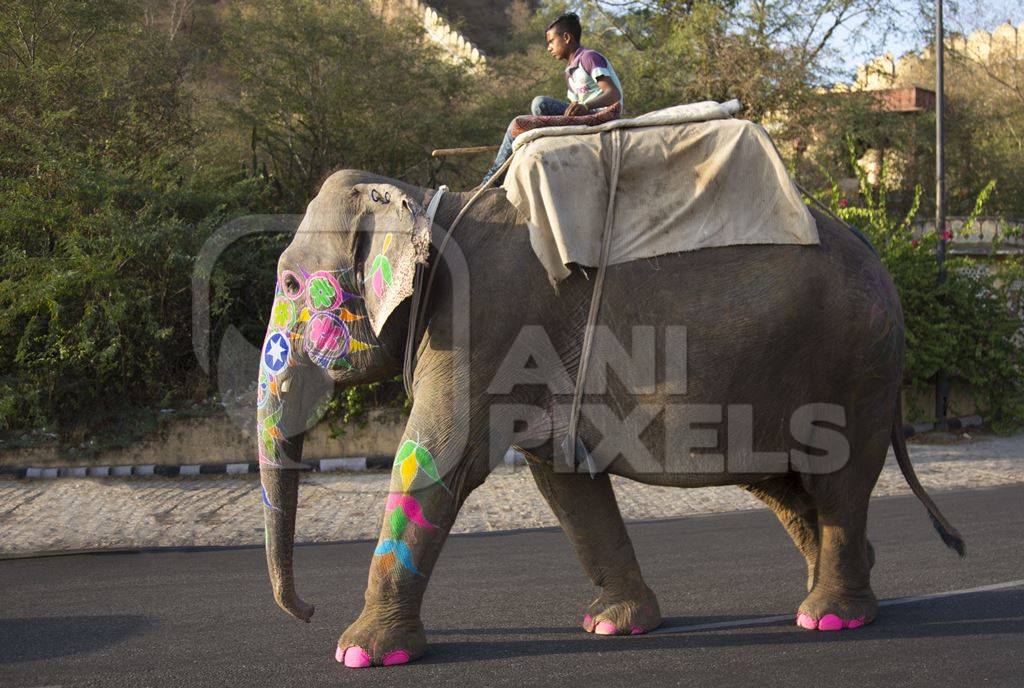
top-left (824, 154), bottom-right (1024, 432)
top-left (0, 1), bottom-right (275, 446)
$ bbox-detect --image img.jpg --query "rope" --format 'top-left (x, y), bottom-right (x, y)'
top-left (795, 182), bottom-right (847, 226)
top-left (402, 185), bottom-right (449, 398)
top-left (402, 156), bottom-right (516, 400)
top-left (563, 128), bottom-right (624, 476)
top-left (794, 182), bottom-right (879, 257)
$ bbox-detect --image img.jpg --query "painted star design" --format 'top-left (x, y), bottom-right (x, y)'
top-left (266, 337), bottom-right (286, 364)
top-left (265, 336), bottom-right (287, 368)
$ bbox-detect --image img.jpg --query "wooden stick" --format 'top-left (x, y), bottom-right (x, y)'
top-left (431, 145), bottom-right (500, 158)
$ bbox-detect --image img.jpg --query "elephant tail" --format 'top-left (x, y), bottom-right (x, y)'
top-left (890, 394), bottom-right (966, 557)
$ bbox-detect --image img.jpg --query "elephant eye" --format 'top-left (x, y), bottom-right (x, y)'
top-left (283, 273), bottom-right (300, 294)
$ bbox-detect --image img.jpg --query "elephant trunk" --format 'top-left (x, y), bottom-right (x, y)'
top-left (258, 395), bottom-right (315, 623)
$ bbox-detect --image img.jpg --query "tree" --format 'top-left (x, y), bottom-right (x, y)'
top-left (572, 0), bottom-right (905, 117)
top-left (0, 0), bottom-right (260, 441)
top-left (222, 0), bottom-right (473, 208)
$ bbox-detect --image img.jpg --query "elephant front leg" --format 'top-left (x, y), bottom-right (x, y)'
top-left (526, 456), bottom-right (662, 636)
top-left (337, 425), bottom-right (488, 668)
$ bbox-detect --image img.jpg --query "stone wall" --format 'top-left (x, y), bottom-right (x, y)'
top-left (371, 0), bottom-right (485, 69)
top-left (856, 21), bottom-right (1023, 91)
top-left (916, 217), bottom-right (1024, 256)
top-left (0, 409), bottom-right (407, 469)
top-left (1, 386), bottom-right (990, 469)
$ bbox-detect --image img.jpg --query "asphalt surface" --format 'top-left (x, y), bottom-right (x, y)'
top-left (1, 484), bottom-right (1022, 687)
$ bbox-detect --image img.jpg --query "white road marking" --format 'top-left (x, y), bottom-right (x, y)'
top-left (651, 579), bottom-right (1024, 634)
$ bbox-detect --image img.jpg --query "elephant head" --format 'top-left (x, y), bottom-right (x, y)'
top-left (256, 175), bottom-right (432, 622)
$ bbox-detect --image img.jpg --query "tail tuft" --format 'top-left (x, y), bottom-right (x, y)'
top-left (927, 511), bottom-right (966, 558)
top-left (892, 395), bottom-right (966, 557)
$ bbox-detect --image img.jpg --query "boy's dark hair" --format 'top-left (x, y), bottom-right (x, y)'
top-left (547, 12), bottom-right (582, 43)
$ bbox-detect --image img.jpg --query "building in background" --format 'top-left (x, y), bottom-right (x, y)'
top-left (839, 22), bottom-right (1023, 258)
top-left (370, 0), bottom-right (538, 69)
top-left (855, 22), bottom-right (1024, 90)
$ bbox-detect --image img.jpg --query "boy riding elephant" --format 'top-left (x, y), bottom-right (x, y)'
top-left (481, 12), bottom-right (624, 185)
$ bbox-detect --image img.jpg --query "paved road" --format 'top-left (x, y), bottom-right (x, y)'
top-left (1, 485), bottom-right (1022, 687)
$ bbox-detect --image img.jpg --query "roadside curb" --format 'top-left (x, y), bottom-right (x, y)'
top-left (904, 414), bottom-right (983, 437)
top-left (0, 454), bottom-right (395, 480)
top-left (0, 415), bottom-right (983, 480)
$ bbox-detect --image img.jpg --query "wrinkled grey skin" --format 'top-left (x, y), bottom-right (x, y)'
top-left (257, 169), bottom-right (962, 667)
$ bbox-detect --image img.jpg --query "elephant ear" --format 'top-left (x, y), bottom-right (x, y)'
top-left (352, 183), bottom-right (431, 337)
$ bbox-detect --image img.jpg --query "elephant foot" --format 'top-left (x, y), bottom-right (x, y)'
top-left (582, 584), bottom-right (662, 636)
top-left (796, 586), bottom-right (877, 632)
top-left (336, 611), bottom-right (426, 668)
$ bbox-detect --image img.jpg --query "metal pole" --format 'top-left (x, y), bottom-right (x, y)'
top-left (934, 0), bottom-right (949, 426)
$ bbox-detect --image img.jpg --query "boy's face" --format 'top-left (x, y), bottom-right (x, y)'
top-left (545, 28), bottom-right (575, 60)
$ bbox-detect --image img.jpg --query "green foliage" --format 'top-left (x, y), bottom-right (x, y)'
top-left (876, 43), bottom-right (1024, 219)
top-left (0, 1), bottom-right (251, 441)
top-left (824, 149), bottom-right (1024, 432)
top-left (321, 375), bottom-right (410, 439)
top-left (223, 0), bottom-right (471, 207)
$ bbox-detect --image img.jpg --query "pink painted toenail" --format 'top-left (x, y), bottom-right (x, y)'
top-left (595, 620), bottom-right (618, 635)
top-left (335, 645), bottom-right (345, 663)
top-left (818, 614), bottom-right (843, 631)
top-left (382, 650), bottom-right (411, 666)
top-left (342, 646), bottom-right (371, 668)
top-left (796, 612), bottom-right (817, 630)
top-left (583, 614), bottom-right (593, 628)
top-left (846, 617), bottom-right (865, 629)
top-left (630, 626), bottom-right (645, 635)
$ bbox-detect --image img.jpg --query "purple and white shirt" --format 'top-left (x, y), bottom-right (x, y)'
top-left (565, 47), bottom-right (624, 109)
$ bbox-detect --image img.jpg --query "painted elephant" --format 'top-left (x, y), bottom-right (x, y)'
top-left (255, 169), bottom-right (963, 668)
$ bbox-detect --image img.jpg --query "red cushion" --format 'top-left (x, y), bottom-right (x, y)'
top-left (509, 101), bottom-right (622, 139)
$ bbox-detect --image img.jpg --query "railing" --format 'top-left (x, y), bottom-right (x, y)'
top-left (391, 0), bottom-right (486, 69)
top-left (915, 216), bottom-right (1024, 255)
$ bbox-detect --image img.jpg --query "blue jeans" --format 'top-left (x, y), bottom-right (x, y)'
top-left (482, 96), bottom-right (568, 185)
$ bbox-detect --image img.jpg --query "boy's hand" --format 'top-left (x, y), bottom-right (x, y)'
top-left (564, 102), bottom-right (589, 117)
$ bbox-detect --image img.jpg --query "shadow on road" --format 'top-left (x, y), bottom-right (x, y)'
top-left (0, 614), bottom-right (157, 664)
top-left (418, 589), bottom-right (1024, 665)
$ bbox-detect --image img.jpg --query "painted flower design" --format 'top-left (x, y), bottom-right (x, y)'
top-left (307, 271), bottom-right (344, 311)
top-left (394, 439), bottom-right (449, 493)
top-left (373, 493), bottom-right (438, 577)
top-left (368, 234), bottom-right (394, 298)
top-left (305, 312), bottom-right (350, 368)
top-left (371, 441), bottom-right (449, 578)
top-left (270, 297), bottom-right (295, 331)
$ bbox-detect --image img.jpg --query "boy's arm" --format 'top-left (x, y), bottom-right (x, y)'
top-left (564, 77), bottom-right (620, 116)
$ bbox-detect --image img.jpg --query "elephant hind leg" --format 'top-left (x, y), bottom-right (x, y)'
top-left (744, 476), bottom-right (821, 591)
top-left (795, 496), bottom-right (877, 631)
top-left (794, 431), bottom-right (887, 632)
top-left (743, 476), bottom-right (876, 594)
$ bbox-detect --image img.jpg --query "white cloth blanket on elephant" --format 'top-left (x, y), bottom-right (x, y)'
top-left (501, 100), bottom-right (819, 287)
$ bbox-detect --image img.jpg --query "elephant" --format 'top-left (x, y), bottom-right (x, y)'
top-left (255, 168), bottom-right (964, 668)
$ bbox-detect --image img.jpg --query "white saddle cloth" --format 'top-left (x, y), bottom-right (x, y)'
top-left (502, 100), bottom-right (819, 286)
